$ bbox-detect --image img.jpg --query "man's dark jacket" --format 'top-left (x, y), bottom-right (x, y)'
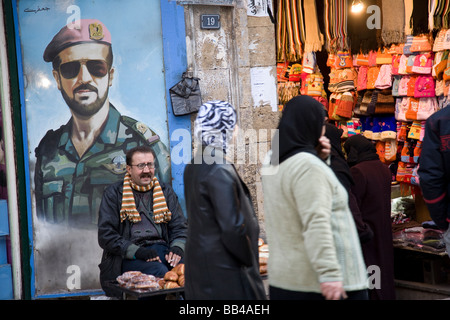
top-left (419, 106), bottom-right (450, 230)
top-left (97, 180), bottom-right (187, 297)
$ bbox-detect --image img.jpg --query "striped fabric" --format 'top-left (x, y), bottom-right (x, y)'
top-left (276, 0), bottom-right (286, 61)
top-left (429, 0), bottom-right (450, 30)
top-left (276, 0), bottom-right (304, 62)
top-left (303, 0), bottom-right (324, 52)
top-left (441, 0), bottom-right (450, 29)
top-left (289, 0), bottom-right (305, 59)
top-left (120, 173), bottom-right (172, 224)
top-left (432, 0), bottom-right (445, 29)
top-left (325, 0), bottom-right (348, 52)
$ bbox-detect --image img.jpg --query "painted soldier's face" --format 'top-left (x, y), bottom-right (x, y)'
top-left (53, 43), bottom-right (114, 118)
top-left (127, 152), bottom-right (156, 186)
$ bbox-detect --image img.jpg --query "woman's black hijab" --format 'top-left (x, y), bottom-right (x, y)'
top-left (325, 123), bottom-right (354, 190)
top-left (343, 134), bottom-right (379, 167)
top-left (272, 96), bottom-right (326, 165)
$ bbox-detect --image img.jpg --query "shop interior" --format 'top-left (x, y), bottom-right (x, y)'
top-left (275, 0), bottom-right (450, 299)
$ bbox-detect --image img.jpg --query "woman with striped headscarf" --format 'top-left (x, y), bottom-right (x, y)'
top-left (184, 101), bottom-right (266, 300)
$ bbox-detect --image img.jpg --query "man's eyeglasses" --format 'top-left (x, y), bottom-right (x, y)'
top-left (59, 59), bottom-right (109, 79)
top-left (130, 162), bottom-right (155, 170)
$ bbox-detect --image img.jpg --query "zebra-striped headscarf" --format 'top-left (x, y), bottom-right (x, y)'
top-left (194, 100), bottom-right (237, 153)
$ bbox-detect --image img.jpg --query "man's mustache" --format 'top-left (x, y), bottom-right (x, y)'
top-left (73, 83), bottom-right (98, 94)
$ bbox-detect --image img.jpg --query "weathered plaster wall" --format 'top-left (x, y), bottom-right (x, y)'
top-left (184, 1), bottom-right (280, 237)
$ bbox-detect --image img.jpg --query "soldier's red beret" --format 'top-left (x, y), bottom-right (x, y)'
top-left (44, 19), bottom-right (112, 62)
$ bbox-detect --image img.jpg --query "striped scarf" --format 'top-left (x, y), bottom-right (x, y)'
top-left (276, 0), bottom-right (305, 62)
top-left (431, 0), bottom-right (450, 29)
top-left (303, 0), bottom-right (324, 52)
top-left (120, 173), bottom-right (172, 224)
top-left (325, 0), bottom-right (348, 52)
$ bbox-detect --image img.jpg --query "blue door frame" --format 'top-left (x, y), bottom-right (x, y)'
top-left (0, 200), bottom-right (13, 300)
top-left (11, 0), bottom-right (190, 299)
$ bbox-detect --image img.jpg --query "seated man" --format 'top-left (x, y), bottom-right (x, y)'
top-left (98, 145), bottom-right (187, 297)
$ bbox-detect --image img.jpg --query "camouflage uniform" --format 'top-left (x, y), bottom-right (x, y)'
top-left (34, 104), bottom-right (171, 227)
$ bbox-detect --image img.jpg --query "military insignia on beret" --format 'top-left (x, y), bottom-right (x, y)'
top-left (89, 23), bottom-right (104, 41)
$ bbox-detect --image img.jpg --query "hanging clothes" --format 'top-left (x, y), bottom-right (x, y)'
top-left (432, 0), bottom-right (450, 30)
top-left (404, 0), bottom-right (414, 36)
top-left (325, 0), bottom-right (349, 52)
top-left (381, 0), bottom-right (405, 46)
top-left (276, 0), bottom-right (304, 62)
top-left (303, 0), bottom-right (325, 52)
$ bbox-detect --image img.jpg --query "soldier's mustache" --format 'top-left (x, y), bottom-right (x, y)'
top-left (73, 84), bottom-right (98, 94)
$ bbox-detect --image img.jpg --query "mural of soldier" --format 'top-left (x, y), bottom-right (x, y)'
top-left (34, 19), bottom-right (171, 228)
top-left (16, 0), bottom-right (174, 295)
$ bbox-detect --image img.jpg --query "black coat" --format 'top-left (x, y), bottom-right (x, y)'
top-left (183, 150), bottom-right (266, 300)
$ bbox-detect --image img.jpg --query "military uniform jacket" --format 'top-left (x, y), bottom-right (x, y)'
top-left (34, 104), bottom-right (171, 227)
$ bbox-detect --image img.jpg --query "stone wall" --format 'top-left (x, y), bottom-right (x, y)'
top-left (183, 1), bottom-right (280, 236)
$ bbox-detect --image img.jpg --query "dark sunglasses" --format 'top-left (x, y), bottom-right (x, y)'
top-left (59, 59), bottom-right (109, 79)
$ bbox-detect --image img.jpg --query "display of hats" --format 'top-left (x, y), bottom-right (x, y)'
top-left (276, 14), bottom-right (446, 190)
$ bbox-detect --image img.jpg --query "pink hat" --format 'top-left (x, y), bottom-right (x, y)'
top-left (414, 76), bottom-right (435, 98)
top-left (395, 97), bottom-right (408, 121)
top-left (411, 53), bottom-right (434, 75)
top-left (417, 97), bottom-right (438, 120)
top-left (375, 64), bottom-right (393, 89)
top-left (397, 54), bottom-right (409, 75)
top-left (398, 76), bottom-right (410, 96)
top-left (44, 19), bottom-right (112, 62)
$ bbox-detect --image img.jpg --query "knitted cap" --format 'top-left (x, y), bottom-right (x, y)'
top-left (443, 29), bottom-right (450, 50)
top-left (410, 35), bottom-right (432, 53)
top-left (417, 97), bottom-right (438, 120)
top-left (433, 29), bottom-right (446, 52)
top-left (412, 53), bottom-right (434, 75)
top-left (403, 35), bottom-right (414, 55)
top-left (414, 76), bottom-right (435, 98)
top-left (375, 64), bottom-right (393, 90)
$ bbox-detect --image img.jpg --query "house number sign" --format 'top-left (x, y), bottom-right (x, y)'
top-left (201, 14), bottom-right (220, 29)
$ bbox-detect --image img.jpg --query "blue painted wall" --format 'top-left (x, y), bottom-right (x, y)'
top-left (11, 0), bottom-right (191, 298)
top-left (161, 0), bottom-right (191, 215)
